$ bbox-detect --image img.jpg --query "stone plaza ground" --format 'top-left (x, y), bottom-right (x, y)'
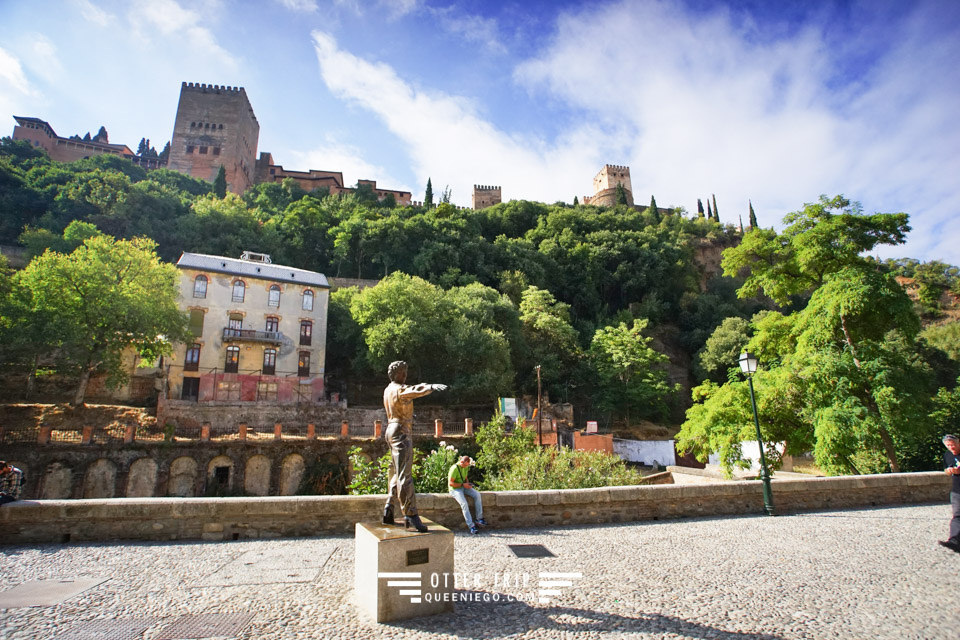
top-left (0, 503), bottom-right (958, 639)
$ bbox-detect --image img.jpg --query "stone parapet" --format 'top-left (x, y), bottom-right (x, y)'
top-left (0, 472), bottom-right (949, 545)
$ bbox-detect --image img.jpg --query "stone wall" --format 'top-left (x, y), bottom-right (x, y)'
top-left (0, 472), bottom-right (949, 544)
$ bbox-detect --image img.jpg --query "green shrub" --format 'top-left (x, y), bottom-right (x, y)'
top-left (487, 447), bottom-right (644, 490)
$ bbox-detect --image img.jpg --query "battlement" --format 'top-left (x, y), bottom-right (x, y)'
top-left (473, 184), bottom-right (501, 191)
top-left (602, 164), bottom-right (630, 172)
top-left (181, 82), bottom-right (245, 94)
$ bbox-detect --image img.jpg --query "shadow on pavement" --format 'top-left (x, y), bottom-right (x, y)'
top-left (387, 590), bottom-right (786, 640)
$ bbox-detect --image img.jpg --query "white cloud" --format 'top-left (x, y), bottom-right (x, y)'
top-left (21, 34), bottom-right (64, 84)
top-left (288, 136), bottom-right (409, 192)
top-left (381, 0), bottom-right (419, 20)
top-left (127, 0), bottom-right (239, 71)
top-left (71, 0), bottom-right (114, 27)
top-left (311, 30), bottom-right (605, 207)
top-left (513, 0), bottom-right (960, 261)
top-left (429, 6), bottom-right (505, 53)
top-left (0, 46), bottom-right (32, 95)
top-left (274, 0), bottom-right (318, 12)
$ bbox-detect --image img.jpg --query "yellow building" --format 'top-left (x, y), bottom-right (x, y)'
top-left (171, 251), bottom-right (329, 403)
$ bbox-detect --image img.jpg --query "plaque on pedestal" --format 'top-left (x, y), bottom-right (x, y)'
top-left (354, 519), bottom-right (454, 622)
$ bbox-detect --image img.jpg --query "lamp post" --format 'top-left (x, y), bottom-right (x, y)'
top-left (738, 352), bottom-right (775, 516)
top-left (536, 365), bottom-right (543, 447)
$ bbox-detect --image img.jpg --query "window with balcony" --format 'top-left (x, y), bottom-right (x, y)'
top-left (298, 351), bottom-right (310, 377)
top-left (262, 348), bottom-right (276, 375)
top-left (302, 290), bottom-right (314, 311)
top-left (193, 275), bottom-right (207, 298)
top-left (225, 346), bottom-right (240, 373)
top-left (232, 280), bottom-right (245, 302)
top-left (299, 320), bottom-right (312, 346)
top-left (185, 344), bottom-right (201, 372)
top-left (268, 284), bottom-right (281, 307)
top-left (265, 316), bottom-right (279, 332)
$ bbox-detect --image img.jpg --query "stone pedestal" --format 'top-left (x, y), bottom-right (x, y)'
top-left (354, 519), bottom-right (454, 622)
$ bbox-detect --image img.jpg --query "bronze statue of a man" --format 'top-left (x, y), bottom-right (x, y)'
top-left (382, 360), bottom-right (447, 532)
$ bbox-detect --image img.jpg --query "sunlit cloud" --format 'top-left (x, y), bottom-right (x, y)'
top-left (274, 0), bottom-right (318, 12)
top-left (311, 30), bottom-right (605, 206)
top-left (127, 0), bottom-right (239, 71)
top-left (429, 6), bottom-right (506, 54)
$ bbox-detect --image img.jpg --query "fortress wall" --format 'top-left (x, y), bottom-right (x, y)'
top-left (0, 472), bottom-right (949, 544)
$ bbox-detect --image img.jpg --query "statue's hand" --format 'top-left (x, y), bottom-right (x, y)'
top-left (432, 384), bottom-right (448, 392)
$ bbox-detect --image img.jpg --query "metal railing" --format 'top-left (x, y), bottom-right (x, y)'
top-left (222, 328), bottom-right (283, 344)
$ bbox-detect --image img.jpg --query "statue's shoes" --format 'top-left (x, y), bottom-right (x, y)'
top-left (404, 515), bottom-right (428, 533)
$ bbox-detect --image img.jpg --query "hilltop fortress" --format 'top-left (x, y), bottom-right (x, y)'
top-left (14, 81), bottom-right (647, 210)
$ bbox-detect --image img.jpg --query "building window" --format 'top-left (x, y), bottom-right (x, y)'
top-left (263, 348), bottom-right (277, 375)
top-left (185, 344), bottom-right (201, 372)
top-left (298, 351), bottom-right (310, 377)
top-left (225, 346), bottom-right (240, 373)
top-left (186, 145), bottom-right (194, 154)
top-left (302, 290), bottom-right (314, 311)
top-left (219, 124), bottom-right (223, 129)
top-left (188, 309), bottom-right (205, 338)
top-left (268, 285), bottom-right (281, 307)
top-left (232, 280), bottom-right (245, 302)
top-left (190, 122), bottom-right (196, 128)
top-left (181, 377), bottom-right (200, 401)
top-left (299, 320), bottom-right (312, 346)
top-left (193, 275), bottom-right (207, 298)
top-left (199, 146), bottom-right (208, 154)
top-left (213, 147), bottom-right (221, 155)
top-left (265, 316), bottom-right (279, 333)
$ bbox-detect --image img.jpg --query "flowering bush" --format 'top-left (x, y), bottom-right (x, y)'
top-left (416, 441), bottom-right (460, 493)
top-left (346, 442), bottom-right (461, 495)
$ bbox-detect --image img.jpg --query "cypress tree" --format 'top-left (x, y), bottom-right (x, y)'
top-left (712, 194), bottom-right (719, 222)
top-left (615, 182), bottom-right (628, 205)
top-left (749, 200), bottom-right (758, 228)
top-left (697, 198), bottom-right (705, 218)
top-left (707, 200), bottom-right (713, 220)
top-left (649, 195), bottom-right (660, 222)
top-left (213, 165), bottom-right (227, 198)
top-left (573, 196), bottom-right (579, 206)
top-left (137, 138), bottom-right (148, 156)
top-left (424, 178), bottom-right (434, 208)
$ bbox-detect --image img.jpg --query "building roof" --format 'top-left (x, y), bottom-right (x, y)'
top-left (176, 252), bottom-right (329, 288)
top-left (14, 116), bottom-right (57, 136)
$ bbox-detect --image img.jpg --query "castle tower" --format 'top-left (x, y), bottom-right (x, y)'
top-left (585, 164), bottom-right (633, 207)
top-left (472, 184), bottom-right (502, 210)
top-left (167, 82), bottom-right (259, 194)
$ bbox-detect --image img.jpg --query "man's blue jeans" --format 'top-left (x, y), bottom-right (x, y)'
top-left (449, 487), bottom-right (483, 527)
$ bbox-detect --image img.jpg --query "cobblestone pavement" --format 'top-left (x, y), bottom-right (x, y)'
top-left (1, 504), bottom-right (958, 639)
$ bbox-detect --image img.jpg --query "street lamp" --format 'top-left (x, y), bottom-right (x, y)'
top-left (738, 352), bottom-right (775, 516)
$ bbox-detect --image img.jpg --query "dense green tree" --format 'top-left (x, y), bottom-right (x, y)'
top-left (349, 273), bottom-right (513, 400)
top-left (697, 316), bottom-right (751, 381)
top-left (424, 178), bottom-right (433, 208)
top-left (15, 234), bottom-right (189, 404)
top-left (589, 319), bottom-right (678, 425)
top-left (213, 165), bottom-right (227, 198)
top-left (712, 194), bottom-right (719, 222)
top-left (158, 141), bottom-right (171, 164)
top-left (748, 200), bottom-right (758, 228)
top-left (518, 286), bottom-right (580, 397)
top-left (697, 198), bottom-right (705, 218)
top-left (573, 196), bottom-right (579, 206)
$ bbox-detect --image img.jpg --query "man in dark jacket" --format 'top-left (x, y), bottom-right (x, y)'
top-left (939, 435), bottom-right (960, 553)
top-left (0, 461), bottom-right (23, 505)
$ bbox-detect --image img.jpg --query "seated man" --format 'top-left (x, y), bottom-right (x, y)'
top-left (0, 461), bottom-right (23, 505)
top-left (448, 456), bottom-right (486, 534)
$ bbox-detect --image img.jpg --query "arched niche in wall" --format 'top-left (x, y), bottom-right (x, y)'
top-left (279, 454), bottom-right (305, 496)
top-left (83, 458), bottom-right (117, 498)
top-left (207, 455), bottom-right (235, 494)
top-left (40, 461), bottom-right (73, 499)
top-left (244, 454), bottom-right (271, 496)
top-left (168, 456), bottom-right (198, 497)
top-left (126, 458), bottom-right (158, 497)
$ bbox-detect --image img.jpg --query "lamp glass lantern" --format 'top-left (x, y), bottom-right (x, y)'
top-left (738, 351), bottom-right (758, 375)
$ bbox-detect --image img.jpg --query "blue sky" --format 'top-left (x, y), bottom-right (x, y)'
top-left (1, 0), bottom-right (958, 263)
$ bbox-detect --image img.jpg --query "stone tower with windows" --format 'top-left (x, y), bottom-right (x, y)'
top-left (167, 82), bottom-right (259, 194)
top-left (472, 184), bottom-right (502, 210)
top-left (584, 164), bottom-right (633, 207)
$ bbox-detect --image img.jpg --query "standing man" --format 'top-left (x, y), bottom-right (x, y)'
top-left (0, 461), bottom-right (23, 505)
top-left (382, 361), bottom-right (447, 533)
top-left (448, 455), bottom-right (487, 534)
top-left (940, 434), bottom-right (960, 553)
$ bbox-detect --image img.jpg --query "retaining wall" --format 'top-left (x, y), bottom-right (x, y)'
top-left (0, 472), bottom-right (949, 544)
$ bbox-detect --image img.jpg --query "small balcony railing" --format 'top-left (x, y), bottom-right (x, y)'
top-left (222, 327), bottom-right (283, 344)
